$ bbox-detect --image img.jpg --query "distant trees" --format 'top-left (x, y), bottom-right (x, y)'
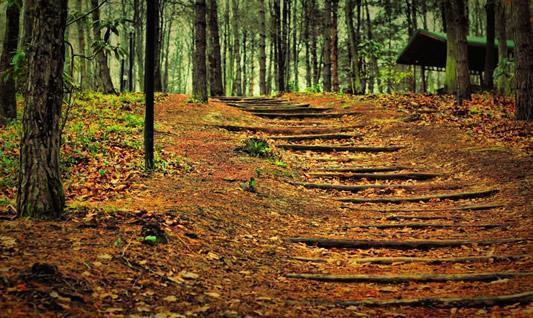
top-left (0, 0), bottom-right (20, 122)
top-left (512, 0), bottom-right (533, 121)
top-left (91, 0), bottom-right (115, 94)
top-left (207, 0), bottom-right (224, 97)
top-left (17, 0), bottom-right (68, 218)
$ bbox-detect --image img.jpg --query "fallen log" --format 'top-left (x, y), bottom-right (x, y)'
top-left (319, 166), bottom-right (410, 173)
top-left (287, 237), bottom-right (526, 249)
top-left (277, 144), bottom-right (403, 153)
top-left (338, 189), bottom-right (499, 203)
top-left (286, 272), bottom-right (533, 283)
top-left (255, 112), bottom-right (361, 119)
top-left (343, 223), bottom-right (503, 229)
top-left (332, 290), bottom-right (533, 308)
top-left (308, 172), bottom-right (442, 181)
top-left (268, 133), bottom-right (360, 141)
top-left (349, 254), bottom-right (533, 264)
top-left (292, 182), bottom-right (462, 193)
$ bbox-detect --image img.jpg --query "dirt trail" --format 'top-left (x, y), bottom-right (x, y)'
top-left (0, 94), bottom-right (531, 317)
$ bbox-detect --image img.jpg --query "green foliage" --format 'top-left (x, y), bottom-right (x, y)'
top-left (494, 59), bottom-right (515, 81)
top-left (238, 138), bottom-right (273, 158)
top-left (305, 84), bottom-right (322, 94)
top-left (240, 177), bottom-right (257, 193)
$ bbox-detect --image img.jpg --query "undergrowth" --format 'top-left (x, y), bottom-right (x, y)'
top-left (0, 92), bottom-right (190, 207)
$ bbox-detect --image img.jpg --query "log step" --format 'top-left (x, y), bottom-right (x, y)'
top-left (287, 237), bottom-right (526, 249)
top-left (214, 124), bottom-right (364, 135)
top-left (318, 166), bottom-right (410, 173)
top-left (277, 144), bottom-right (403, 153)
top-left (268, 133), bottom-right (360, 141)
top-left (338, 189), bottom-right (499, 203)
top-left (341, 223), bottom-right (503, 229)
top-left (308, 172), bottom-right (442, 181)
top-left (246, 107), bottom-right (332, 114)
top-left (349, 254), bottom-right (533, 264)
top-left (256, 112), bottom-right (361, 119)
top-left (229, 103), bottom-right (309, 108)
top-left (293, 182), bottom-right (462, 193)
top-left (286, 272), bottom-right (533, 283)
top-left (350, 203), bottom-right (505, 213)
top-left (329, 290), bottom-right (533, 308)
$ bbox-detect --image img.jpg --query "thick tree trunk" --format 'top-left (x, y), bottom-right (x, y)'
top-left (483, 0), bottom-right (496, 90)
top-left (513, 0), bottom-right (533, 120)
top-left (451, 0), bottom-right (471, 104)
top-left (0, 1), bottom-right (20, 121)
top-left (345, 0), bottom-right (362, 94)
top-left (330, 0), bottom-right (339, 92)
top-left (193, 0), bottom-right (208, 102)
top-left (259, 0), bottom-right (267, 95)
top-left (207, 0), bottom-right (224, 96)
top-left (322, 1), bottom-right (332, 92)
top-left (17, 0), bottom-right (67, 219)
top-left (91, 0), bottom-right (115, 94)
top-left (274, 0), bottom-right (285, 92)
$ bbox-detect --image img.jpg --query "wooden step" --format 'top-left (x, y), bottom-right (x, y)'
top-left (256, 112), bottom-right (361, 119)
top-left (277, 144), bottom-right (403, 153)
top-left (307, 172), bottom-right (441, 181)
top-left (317, 165), bottom-right (410, 173)
top-left (332, 291), bottom-right (533, 308)
top-left (286, 272), bottom-right (533, 283)
top-left (214, 124), bottom-right (364, 134)
top-left (246, 107), bottom-right (332, 114)
top-left (288, 237), bottom-right (526, 249)
top-left (338, 189), bottom-right (499, 204)
top-left (268, 133), bottom-right (360, 141)
top-left (293, 182), bottom-right (462, 193)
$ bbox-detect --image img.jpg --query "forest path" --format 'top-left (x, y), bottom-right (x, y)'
top-left (216, 94), bottom-right (533, 316)
top-left (1, 93), bottom-right (531, 317)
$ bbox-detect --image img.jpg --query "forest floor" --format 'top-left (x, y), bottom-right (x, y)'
top-left (0, 92), bottom-right (532, 317)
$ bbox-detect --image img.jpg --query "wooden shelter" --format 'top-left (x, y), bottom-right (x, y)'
top-left (397, 30), bottom-right (515, 73)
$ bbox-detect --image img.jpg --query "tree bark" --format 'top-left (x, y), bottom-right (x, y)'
top-left (134, 0), bottom-right (144, 91)
top-left (207, 0), bottom-right (224, 96)
top-left (193, 0), bottom-right (208, 102)
top-left (513, 0), bottom-right (533, 120)
top-left (76, 0), bottom-right (88, 91)
top-left (154, 0), bottom-right (163, 92)
top-left (91, 0), bottom-right (115, 94)
top-left (258, 0), bottom-right (267, 95)
top-left (322, 1), bottom-right (332, 92)
top-left (483, 0), bottom-right (496, 90)
top-left (231, 0), bottom-right (242, 96)
top-left (0, 1), bottom-right (20, 121)
top-left (345, 0), bottom-right (362, 94)
top-left (495, 0), bottom-right (509, 95)
top-left (330, 0), bottom-right (339, 92)
top-left (17, 0), bottom-right (67, 219)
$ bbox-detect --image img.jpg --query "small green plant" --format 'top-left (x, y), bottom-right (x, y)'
top-left (305, 84), bottom-right (322, 93)
top-left (273, 159), bottom-right (288, 168)
top-left (240, 177), bottom-right (257, 193)
top-left (238, 138), bottom-right (273, 158)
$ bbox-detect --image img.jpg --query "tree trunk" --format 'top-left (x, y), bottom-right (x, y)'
top-left (0, 1), bottom-right (20, 121)
top-left (207, 0), bottom-right (224, 96)
top-left (274, 0), bottom-right (285, 92)
top-left (451, 0), bottom-right (471, 104)
top-left (134, 0), bottom-right (144, 91)
top-left (232, 0), bottom-right (242, 96)
top-left (322, 1), bottom-right (332, 92)
top-left (331, 0), bottom-right (339, 92)
top-left (495, 0), bottom-right (509, 95)
top-left (154, 0), bottom-right (163, 92)
top-left (259, 0), bottom-right (267, 95)
top-left (310, 0), bottom-right (319, 86)
top-left (242, 31), bottom-right (248, 95)
top-left (91, 0), bottom-right (115, 94)
top-left (345, 0), bottom-right (362, 94)
top-left (76, 0), bottom-right (88, 91)
top-left (513, 0), bottom-right (533, 120)
top-left (444, 1), bottom-right (457, 93)
top-left (17, 0), bottom-right (67, 219)
top-left (193, 0), bottom-right (208, 102)
top-left (483, 0), bottom-right (496, 90)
